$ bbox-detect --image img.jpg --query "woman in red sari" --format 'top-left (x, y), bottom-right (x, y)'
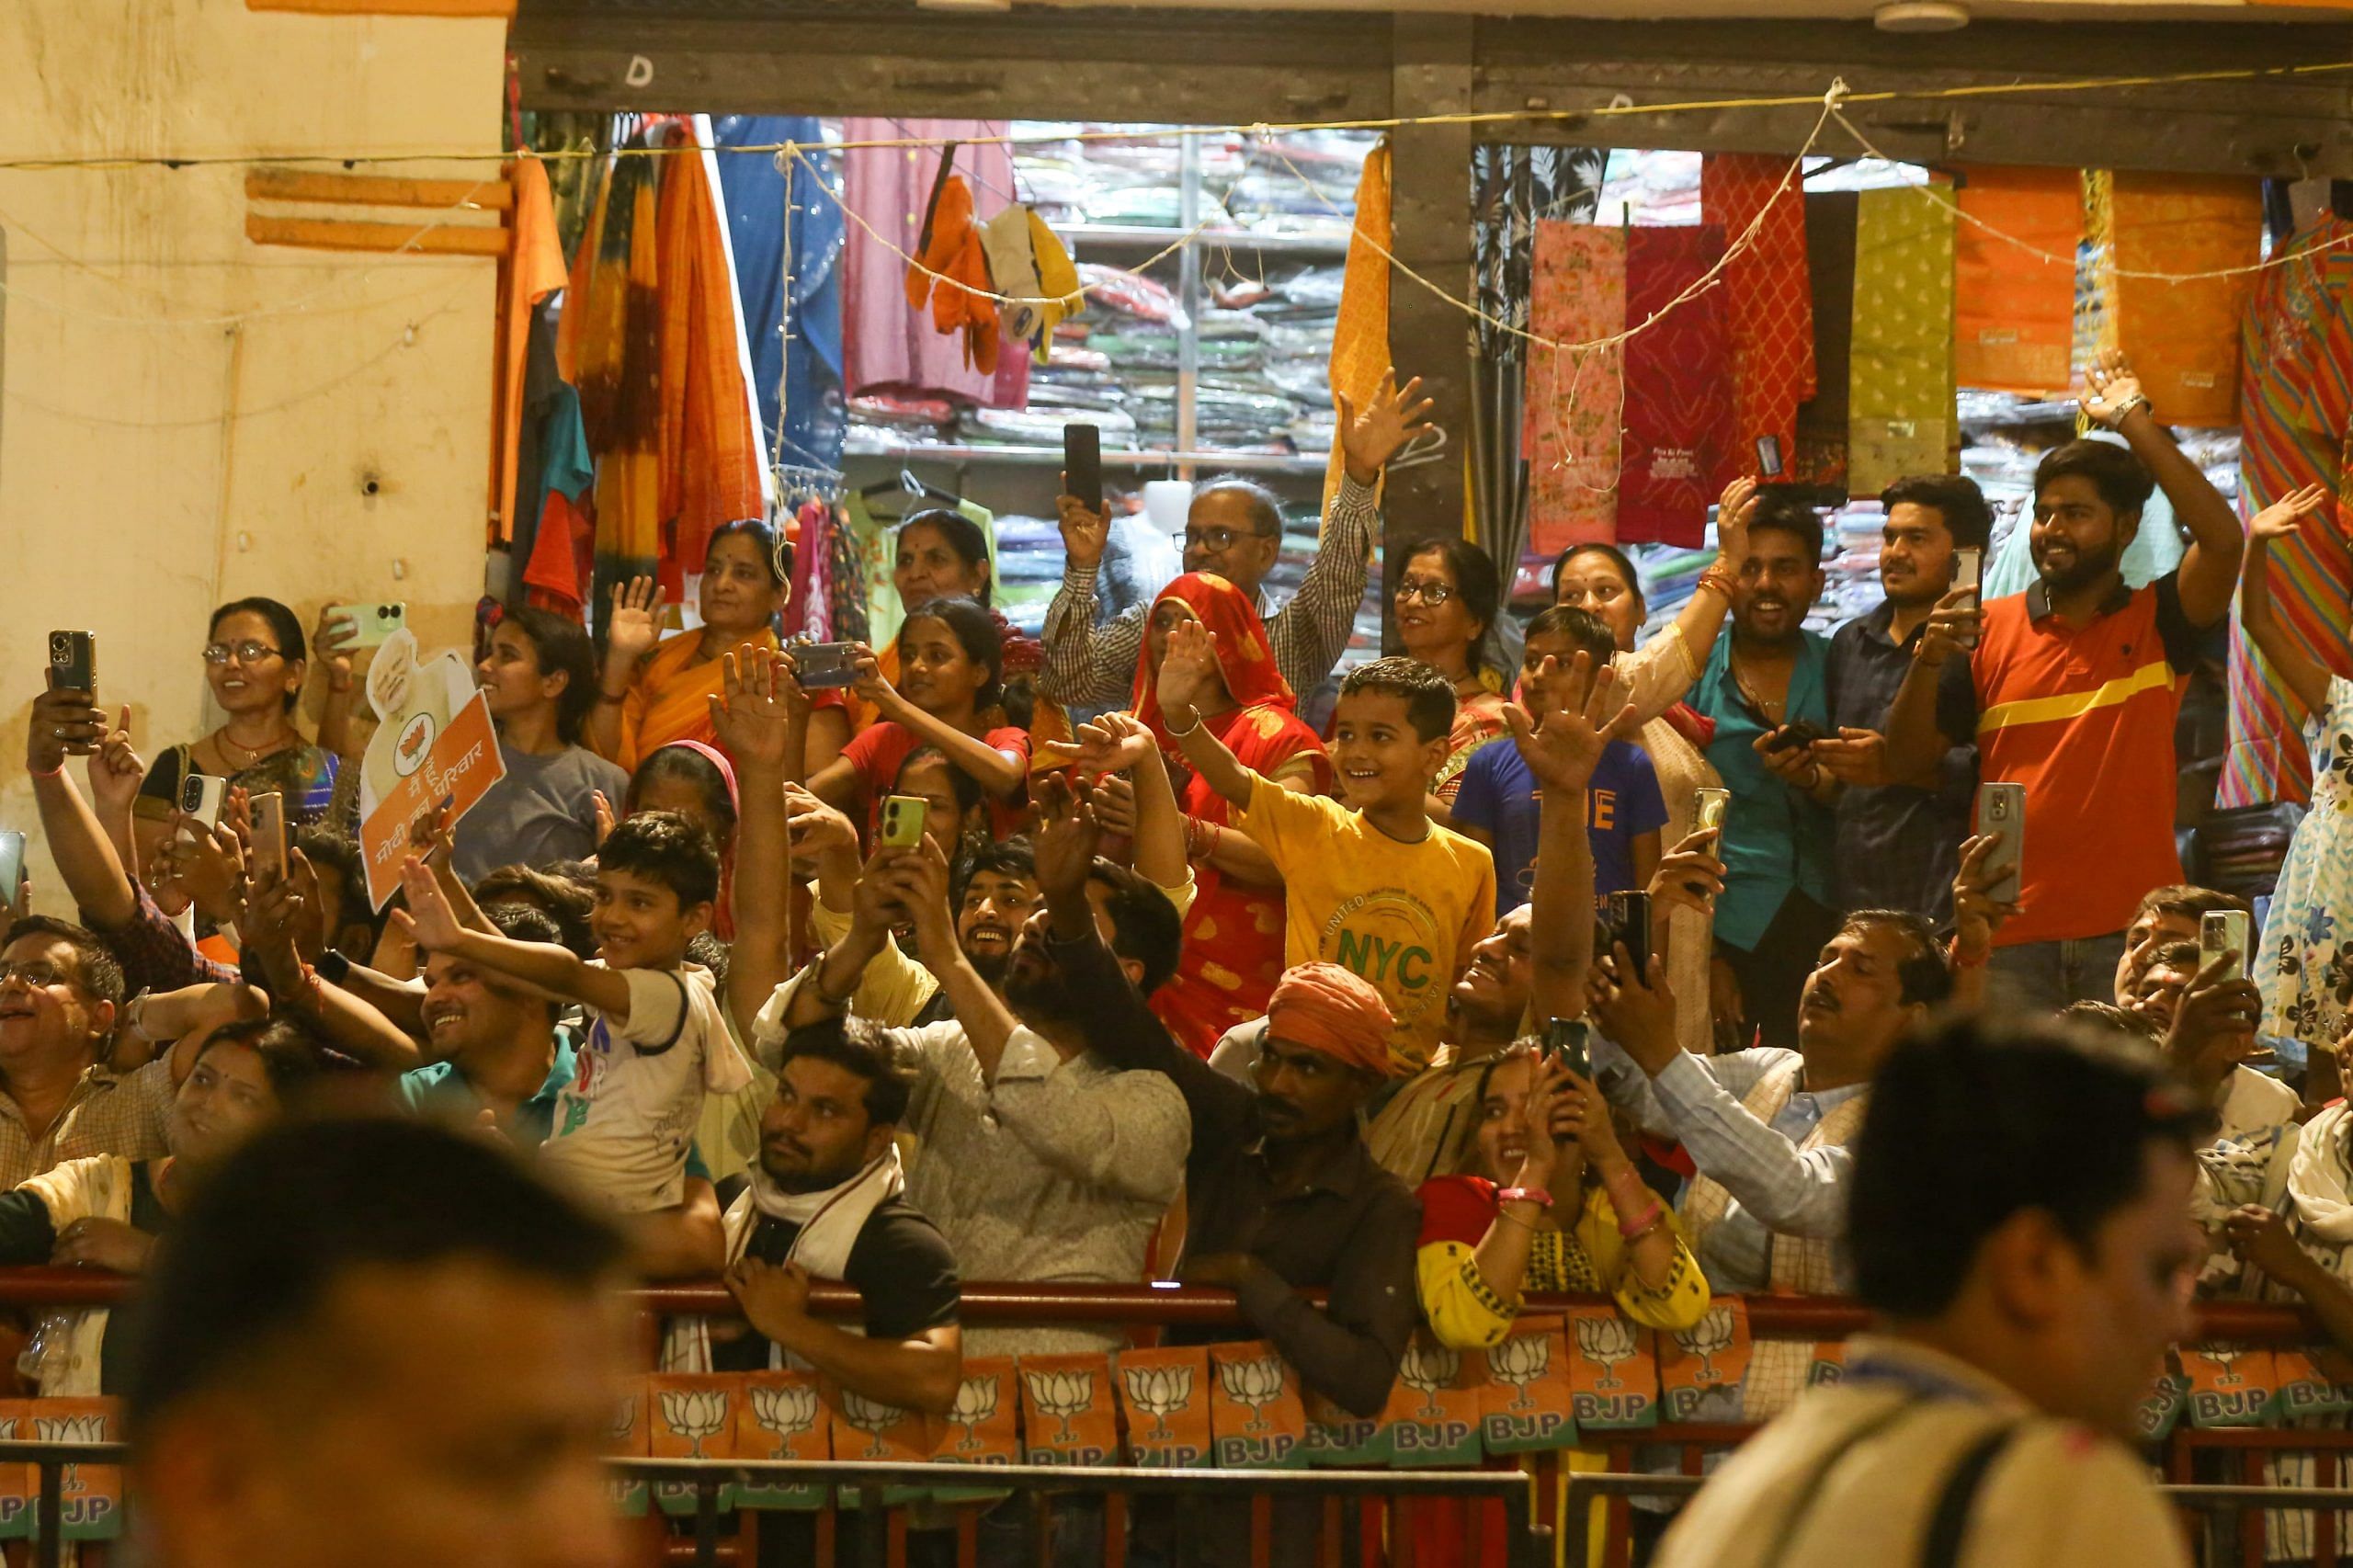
top-left (1132, 572), bottom-right (1331, 1057)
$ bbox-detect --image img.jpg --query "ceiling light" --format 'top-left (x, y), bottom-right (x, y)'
top-left (1874, 0), bottom-right (1971, 29)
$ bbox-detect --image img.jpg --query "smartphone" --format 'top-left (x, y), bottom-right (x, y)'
top-left (1542, 1017), bottom-right (1592, 1082)
top-left (1064, 422), bottom-right (1104, 516)
top-left (0, 833), bottom-right (24, 904)
top-left (878, 794), bottom-right (929, 851)
top-left (250, 791), bottom-right (289, 883)
top-left (47, 631), bottom-right (96, 694)
top-left (1755, 435), bottom-right (1784, 480)
top-left (1693, 786), bottom-right (1732, 837)
top-left (1765, 720), bottom-right (1826, 754)
top-left (2201, 910), bottom-right (2253, 981)
top-left (1975, 781), bottom-right (2026, 906)
top-left (1951, 548), bottom-right (1983, 651)
top-left (1608, 891), bottom-right (1653, 985)
top-left (326, 602), bottom-right (407, 649)
top-left (789, 641), bottom-right (861, 690)
top-left (178, 774), bottom-right (227, 834)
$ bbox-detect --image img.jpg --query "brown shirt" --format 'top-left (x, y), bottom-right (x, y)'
top-left (0, 1059), bottom-right (174, 1190)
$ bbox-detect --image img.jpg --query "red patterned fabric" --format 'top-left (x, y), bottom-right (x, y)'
top-left (1619, 225), bottom-right (1735, 546)
top-left (1523, 222), bottom-right (1626, 553)
top-left (1700, 155), bottom-right (1815, 469)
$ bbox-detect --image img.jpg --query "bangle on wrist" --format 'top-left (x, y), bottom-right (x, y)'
top-left (1697, 564), bottom-right (1737, 600)
top-left (2106, 393), bottom-right (2152, 429)
top-left (28, 760), bottom-right (62, 778)
top-left (1616, 1200), bottom-right (1666, 1240)
top-left (1165, 705), bottom-right (1202, 739)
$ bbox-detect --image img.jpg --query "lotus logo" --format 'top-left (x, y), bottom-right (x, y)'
top-left (838, 1389), bottom-right (905, 1437)
top-left (1574, 1316), bottom-right (1638, 1391)
top-left (608, 1398), bottom-right (639, 1446)
top-left (32, 1415), bottom-right (104, 1447)
top-left (1121, 1362), bottom-right (1195, 1441)
top-left (1024, 1369), bottom-right (1097, 1443)
top-left (1398, 1341), bottom-right (1461, 1398)
top-left (751, 1384), bottom-right (821, 1445)
top-left (2201, 1347), bottom-right (2245, 1388)
top-left (1486, 1334), bottom-right (1552, 1411)
top-left (657, 1389), bottom-right (729, 1460)
top-left (1218, 1356), bottom-right (1286, 1434)
top-left (1674, 1306), bottom-right (1738, 1379)
top-left (948, 1377), bottom-right (999, 1452)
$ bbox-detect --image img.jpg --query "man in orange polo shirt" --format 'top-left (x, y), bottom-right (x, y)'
top-left (1870, 351), bottom-right (2244, 1010)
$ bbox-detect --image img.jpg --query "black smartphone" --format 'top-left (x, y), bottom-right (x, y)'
top-left (1063, 422), bottom-right (1103, 516)
top-left (1608, 891), bottom-right (1653, 984)
top-left (47, 631), bottom-right (96, 694)
top-left (1765, 720), bottom-right (1825, 754)
top-left (1542, 1017), bottom-right (1591, 1081)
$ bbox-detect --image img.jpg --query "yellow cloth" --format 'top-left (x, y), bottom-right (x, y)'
top-left (1415, 1185), bottom-right (1711, 1350)
top-left (1847, 182), bottom-right (1957, 496)
top-left (1234, 774), bottom-right (1496, 1074)
top-left (1324, 141), bottom-right (1392, 520)
top-left (1026, 211), bottom-right (1082, 366)
top-left (612, 625), bottom-right (780, 773)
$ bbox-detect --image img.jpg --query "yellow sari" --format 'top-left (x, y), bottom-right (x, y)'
top-left (613, 626), bottom-right (780, 773)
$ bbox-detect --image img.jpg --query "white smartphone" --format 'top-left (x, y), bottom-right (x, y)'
top-left (2201, 910), bottom-right (2253, 981)
top-left (1952, 548), bottom-right (1983, 651)
top-left (0, 832), bottom-right (25, 905)
top-left (1974, 781), bottom-right (2025, 906)
top-left (178, 773), bottom-right (227, 831)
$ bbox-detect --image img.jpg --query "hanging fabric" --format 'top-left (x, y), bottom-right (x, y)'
top-left (712, 115), bottom-right (847, 477)
top-left (1523, 222), bottom-right (1626, 554)
top-left (1791, 191), bottom-right (1859, 494)
top-left (1847, 183), bottom-right (1956, 497)
top-left (904, 144), bottom-right (1002, 376)
top-left (520, 381), bottom-right (597, 618)
top-left (1324, 140), bottom-right (1394, 519)
top-left (495, 153), bottom-right (571, 545)
top-left (2221, 215), bottom-right (2353, 808)
top-left (2108, 172), bottom-right (2263, 429)
top-left (1618, 223), bottom-right (1735, 547)
top-left (1954, 165), bottom-right (2080, 396)
top-left (563, 138), bottom-right (665, 613)
top-left (1699, 154), bottom-right (1815, 474)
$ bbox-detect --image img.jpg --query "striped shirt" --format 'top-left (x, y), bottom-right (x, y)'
top-left (0, 1059), bottom-right (175, 1191)
top-left (1039, 475), bottom-right (1381, 708)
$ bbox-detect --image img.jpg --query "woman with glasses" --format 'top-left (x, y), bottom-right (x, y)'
top-left (1392, 537), bottom-right (1511, 814)
top-left (134, 597), bottom-right (358, 880)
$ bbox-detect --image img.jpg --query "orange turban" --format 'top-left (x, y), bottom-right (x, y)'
top-left (1266, 963), bottom-right (1396, 1079)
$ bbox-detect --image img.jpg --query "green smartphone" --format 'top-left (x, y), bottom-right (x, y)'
top-left (879, 795), bottom-right (929, 851)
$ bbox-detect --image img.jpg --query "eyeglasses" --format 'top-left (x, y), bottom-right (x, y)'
top-left (0, 960), bottom-right (68, 988)
top-left (1393, 577), bottom-right (1456, 606)
top-left (1184, 527), bottom-right (1274, 554)
top-left (203, 641), bottom-right (284, 666)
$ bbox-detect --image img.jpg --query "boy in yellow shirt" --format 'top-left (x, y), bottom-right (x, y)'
top-left (1158, 634), bottom-right (1495, 1073)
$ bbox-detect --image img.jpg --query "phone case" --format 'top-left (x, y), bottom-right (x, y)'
top-left (1975, 784), bottom-right (2026, 905)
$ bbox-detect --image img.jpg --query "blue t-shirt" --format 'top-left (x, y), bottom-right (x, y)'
top-left (1451, 736), bottom-right (1669, 916)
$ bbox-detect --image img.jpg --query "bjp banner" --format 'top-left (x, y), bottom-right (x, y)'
top-left (356, 628), bottom-right (505, 910)
top-left (0, 1402), bottom-right (30, 1540)
top-left (1478, 1320), bottom-right (1579, 1456)
top-left (607, 1381), bottom-right (651, 1518)
top-left (1017, 1354), bottom-right (1120, 1468)
top-left (2273, 1344), bottom-right (2353, 1422)
top-left (1381, 1334), bottom-right (1485, 1468)
top-left (648, 1374), bottom-right (736, 1517)
top-left (1208, 1342), bottom-right (1308, 1469)
top-left (824, 1382), bottom-right (940, 1506)
top-left (1114, 1348), bottom-right (1213, 1469)
top-left (734, 1371), bottom-right (829, 1512)
top-left (2180, 1344), bottom-right (2280, 1428)
top-left (2134, 1354), bottom-right (2192, 1444)
top-left (933, 1358), bottom-right (1021, 1504)
top-left (1807, 1341), bottom-right (1848, 1389)
top-left (1656, 1301), bottom-right (1753, 1424)
top-left (1303, 1387), bottom-right (1391, 1468)
top-left (28, 1398), bottom-right (121, 1543)
top-left (1563, 1306), bottom-right (1658, 1431)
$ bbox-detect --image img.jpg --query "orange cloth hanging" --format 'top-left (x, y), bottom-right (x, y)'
top-left (656, 129), bottom-right (767, 583)
top-left (2109, 173), bottom-right (2262, 428)
top-left (1954, 165), bottom-right (2080, 397)
top-left (905, 170), bottom-right (1001, 375)
top-left (1325, 141), bottom-right (1393, 520)
top-left (494, 154), bottom-right (569, 544)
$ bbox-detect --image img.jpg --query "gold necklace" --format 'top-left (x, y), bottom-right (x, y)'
top-left (218, 726), bottom-right (293, 767)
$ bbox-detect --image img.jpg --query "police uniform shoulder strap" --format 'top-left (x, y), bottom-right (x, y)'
top-left (1917, 1421), bottom-right (2023, 1568)
top-left (1756, 1399), bottom-right (1934, 1568)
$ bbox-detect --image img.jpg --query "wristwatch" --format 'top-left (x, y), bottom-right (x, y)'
top-left (1496, 1187), bottom-right (1555, 1210)
top-left (2104, 392), bottom-right (2152, 429)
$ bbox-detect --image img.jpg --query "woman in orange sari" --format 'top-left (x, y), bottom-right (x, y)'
top-left (1133, 572), bottom-right (1331, 1057)
top-left (587, 519), bottom-right (853, 774)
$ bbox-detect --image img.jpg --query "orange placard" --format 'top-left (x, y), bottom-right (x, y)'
top-left (1115, 1348), bottom-right (1213, 1469)
top-left (1478, 1320), bottom-right (1578, 1455)
top-left (735, 1371), bottom-right (829, 1511)
top-left (2179, 1344), bottom-right (2279, 1428)
top-left (356, 631), bottom-right (507, 909)
top-left (1808, 1341), bottom-right (1847, 1389)
top-left (1208, 1341), bottom-right (1308, 1469)
top-left (1017, 1354), bottom-right (1120, 1467)
top-left (1563, 1306), bottom-right (1658, 1431)
top-left (28, 1398), bottom-right (121, 1542)
top-left (1656, 1301), bottom-right (1753, 1424)
top-left (1303, 1387), bottom-right (1390, 1467)
top-left (648, 1373), bottom-right (737, 1518)
top-left (607, 1379), bottom-right (650, 1517)
top-left (1381, 1333), bottom-right (1484, 1467)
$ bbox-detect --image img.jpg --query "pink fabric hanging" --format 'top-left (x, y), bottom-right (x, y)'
top-left (1523, 222), bottom-right (1626, 554)
top-left (1618, 224), bottom-right (1735, 547)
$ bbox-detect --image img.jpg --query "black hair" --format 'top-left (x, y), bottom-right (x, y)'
top-left (2144, 937), bottom-right (2204, 976)
top-left (686, 931), bottom-right (730, 992)
top-left (895, 744), bottom-right (986, 832)
top-left (951, 837), bottom-right (1038, 913)
top-left (471, 903), bottom-right (568, 1023)
top-left (1849, 1013), bottom-right (2205, 1320)
top-left (1839, 909), bottom-right (1954, 1009)
top-left (597, 811), bottom-right (721, 910)
top-left (2035, 439), bottom-right (2157, 522)
top-left (1087, 857), bottom-right (1183, 996)
top-left (706, 517), bottom-right (791, 590)
top-left (899, 596), bottom-right (1006, 713)
top-left (2133, 883), bottom-right (2250, 925)
top-left (776, 1015), bottom-right (915, 1127)
top-left (501, 608), bottom-right (601, 747)
top-left (469, 867), bottom-right (597, 960)
top-left (2057, 1000), bottom-right (2164, 1043)
top-left (1193, 477), bottom-right (1286, 540)
top-left (1745, 488), bottom-right (1826, 566)
top-left (124, 1118), bottom-right (623, 1435)
top-left (1339, 655), bottom-right (1457, 744)
top-left (896, 510), bottom-right (994, 608)
top-left (1524, 605), bottom-right (1619, 669)
top-left (1551, 542), bottom-right (1648, 619)
top-left (1400, 537), bottom-right (1502, 678)
top-left (2, 915), bottom-right (126, 1008)
top-left (625, 746), bottom-right (738, 850)
top-left (1881, 474), bottom-right (1995, 552)
top-left (291, 828), bottom-right (379, 950)
top-left (208, 597), bottom-right (308, 712)
top-left (191, 1014), bottom-right (330, 1106)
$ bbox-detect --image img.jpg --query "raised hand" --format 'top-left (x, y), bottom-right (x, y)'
top-left (1552, 1065), bottom-right (1631, 1175)
top-left (1091, 772), bottom-right (1141, 840)
top-left (1074, 710), bottom-right (1160, 777)
top-left (1510, 1051), bottom-right (1571, 1187)
top-left (1504, 653), bottom-right (1637, 793)
top-left (708, 645), bottom-right (801, 772)
top-left (2249, 483), bottom-right (2333, 543)
top-left (87, 706), bottom-right (145, 819)
top-left (1950, 832), bottom-right (2021, 963)
top-left (2081, 347), bottom-right (2149, 428)
top-left (1031, 774), bottom-right (1101, 906)
top-left (847, 642), bottom-right (903, 717)
top-left (240, 848), bottom-right (310, 960)
top-left (1154, 620), bottom-right (1221, 720)
top-left (2164, 952), bottom-right (2263, 1096)
top-left (158, 815), bottom-right (248, 928)
top-left (782, 784), bottom-right (860, 866)
top-left (312, 607), bottom-right (360, 697)
top-left (1055, 486), bottom-right (1110, 574)
top-left (591, 790), bottom-right (615, 849)
top-left (392, 856), bottom-right (464, 952)
top-left (1914, 587), bottom-right (1983, 668)
top-left (1714, 476), bottom-right (1760, 572)
top-left (1338, 369), bottom-right (1436, 486)
top-left (602, 576), bottom-right (665, 674)
top-left (27, 685), bottom-right (107, 774)
top-left (1647, 825), bottom-right (1726, 917)
top-left (1587, 941), bottom-right (1681, 1077)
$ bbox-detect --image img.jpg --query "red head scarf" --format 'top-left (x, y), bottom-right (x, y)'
top-left (1130, 571), bottom-right (1297, 749)
top-left (1266, 962), bottom-right (1396, 1079)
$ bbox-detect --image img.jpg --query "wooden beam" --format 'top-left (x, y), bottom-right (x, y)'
top-left (245, 168), bottom-right (516, 210)
top-left (244, 212), bottom-right (511, 256)
top-left (250, 0), bottom-right (513, 15)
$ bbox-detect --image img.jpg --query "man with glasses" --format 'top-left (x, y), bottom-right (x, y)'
top-left (0, 916), bottom-right (174, 1186)
top-left (1043, 369), bottom-right (1436, 707)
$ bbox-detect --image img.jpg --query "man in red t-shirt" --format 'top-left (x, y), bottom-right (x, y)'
top-left (1869, 352), bottom-right (2245, 1011)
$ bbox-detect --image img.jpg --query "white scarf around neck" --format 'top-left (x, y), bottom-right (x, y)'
top-left (733, 1143), bottom-right (907, 1280)
top-left (2288, 1102), bottom-right (2353, 1244)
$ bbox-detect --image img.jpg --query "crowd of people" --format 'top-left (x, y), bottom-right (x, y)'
top-left (8, 349), bottom-right (2353, 1564)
